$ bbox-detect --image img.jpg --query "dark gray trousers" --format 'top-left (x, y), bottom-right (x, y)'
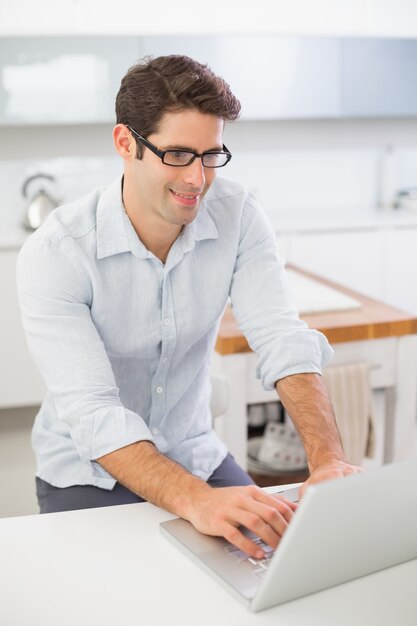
top-left (36, 453), bottom-right (255, 514)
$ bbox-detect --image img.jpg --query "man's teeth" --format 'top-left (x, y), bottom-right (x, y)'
top-left (172, 191), bottom-right (198, 198)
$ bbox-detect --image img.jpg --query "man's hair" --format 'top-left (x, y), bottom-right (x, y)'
top-left (115, 55), bottom-right (241, 158)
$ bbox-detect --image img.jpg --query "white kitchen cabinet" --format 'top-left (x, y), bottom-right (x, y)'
top-left (341, 38), bottom-right (417, 117)
top-left (142, 35), bottom-right (340, 120)
top-left (165, 34), bottom-right (417, 120)
top-left (287, 230), bottom-right (386, 301)
top-left (2, 34), bottom-right (417, 124)
top-left (0, 250), bottom-right (45, 407)
top-left (0, 37), bottom-right (140, 125)
top-left (209, 36), bottom-right (340, 120)
top-left (385, 228), bottom-right (417, 315)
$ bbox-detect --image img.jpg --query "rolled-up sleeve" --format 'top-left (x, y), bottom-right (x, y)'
top-left (16, 232), bottom-right (154, 470)
top-left (229, 194), bottom-right (333, 391)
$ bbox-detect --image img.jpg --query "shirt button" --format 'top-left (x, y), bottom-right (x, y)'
top-left (152, 428), bottom-right (159, 435)
top-left (156, 386), bottom-right (164, 394)
top-left (164, 318), bottom-right (170, 325)
top-left (162, 357), bottom-right (168, 363)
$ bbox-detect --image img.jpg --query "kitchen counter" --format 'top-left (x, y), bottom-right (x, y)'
top-left (214, 265), bottom-right (417, 470)
top-left (216, 265), bottom-right (417, 353)
top-left (267, 206), bottom-right (417, 234)
top-left (0, 225), bottom-right (31, 250)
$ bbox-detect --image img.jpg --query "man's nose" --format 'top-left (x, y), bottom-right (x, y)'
top-left (183, 157), bottom-right (206, 188)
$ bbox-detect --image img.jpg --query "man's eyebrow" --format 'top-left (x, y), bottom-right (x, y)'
top-left (161, 144), bottom-right (224, 152)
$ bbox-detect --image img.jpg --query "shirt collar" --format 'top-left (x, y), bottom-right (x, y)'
top-left (96, 175), bottom-right (131, 260)
top-left (96, 175), bottom-right (219, 261)
top-left (180, 194), bottom-right (219, 252)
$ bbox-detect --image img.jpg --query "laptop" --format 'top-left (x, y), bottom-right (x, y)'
top-left (160, 459), bottom-right (417, 612)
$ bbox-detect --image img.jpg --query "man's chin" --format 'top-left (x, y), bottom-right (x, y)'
top-left (171, 203), bottom-right (200, 226)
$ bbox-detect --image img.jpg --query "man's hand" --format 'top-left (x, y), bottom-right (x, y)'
top-left (185, 485), bottom-right (297, 559)
top-left (276, 373), bottom-right (365, 501)
top-left (97, 442), bottom-right (296, 559)
top-left (299, 460), bottom-right (363, 499)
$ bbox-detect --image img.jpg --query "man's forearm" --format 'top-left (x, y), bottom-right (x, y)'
top-left (276, 372), bottom-right (346, 472)
top-left (96, 441), bottom-right (210, 519)
top-left (97, 439), bottom-right (298, 560)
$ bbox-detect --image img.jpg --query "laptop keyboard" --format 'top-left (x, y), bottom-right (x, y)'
top-left (225, 538), bottom-right (274, 578)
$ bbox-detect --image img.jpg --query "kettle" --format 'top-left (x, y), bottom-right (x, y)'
top-left (394, 188), bottom-right (417, 212)
top-left (22, 173), bottom-right (60, 230)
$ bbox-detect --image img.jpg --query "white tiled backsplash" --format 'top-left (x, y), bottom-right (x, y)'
top-left (1, 119), bottom-right (417, 230)
top-left (223, 120), bottom-right (417, 214)
top-left (225, 147), bottom-right (379, 213)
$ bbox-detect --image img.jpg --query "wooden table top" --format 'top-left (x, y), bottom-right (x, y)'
top-left (216, 265), bottom-right (417, 355)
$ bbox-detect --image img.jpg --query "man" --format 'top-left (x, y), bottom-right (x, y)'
top-left (17, 55), bottom-right (359, 560)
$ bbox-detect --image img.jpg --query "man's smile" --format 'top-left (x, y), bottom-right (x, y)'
top-left (169, 189), bottom-right (201, 206)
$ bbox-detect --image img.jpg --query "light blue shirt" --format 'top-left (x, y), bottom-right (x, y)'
top-left (17, 175), bottom-right (333, 489)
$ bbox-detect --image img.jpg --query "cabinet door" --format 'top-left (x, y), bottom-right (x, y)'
top-left (0, 36), bottom-right (140, 125)
top-left (0, 250), bottom-right (45, 407)
top-left (288, 230), bottom-right (385, 301)
top-left (215, 36), bottom-right (340, 120)
top-left (385, 229), bottom-right (417, 315)
top-left (143, 35), bottom-right (340, 120)
top-left (341, 38), bottom-right (417, 117)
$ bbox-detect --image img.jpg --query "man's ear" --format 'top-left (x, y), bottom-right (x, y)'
top-left (113, 124), bottom-right (136, 161)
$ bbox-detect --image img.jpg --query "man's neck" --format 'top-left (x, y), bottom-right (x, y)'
top-left (134, 222), bottom-right (181, 264)
top-left (122, 181), bottom-right (181, 264)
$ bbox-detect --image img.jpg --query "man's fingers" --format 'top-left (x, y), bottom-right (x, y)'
top-left (301, 461), bottom-right (364, 496)
top-left (222, 495), bottom-right (293, 555)
top-left (222, 524), bottom-right (267, 559)
top-left (251, 489), bottom-right (296, 524)
top-left (189, 485), bottom-right (297, 559)
top-left (235, 508), bottom-right (285, 550)
top-left (222, 516), bottom-right (285, 560)
top-left (276, 497), bottom-right (298, 511)
top-left (273, 496), bottom-right (298, 520)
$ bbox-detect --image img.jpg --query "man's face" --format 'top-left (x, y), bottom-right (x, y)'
top-left (127, 108), bottom-right (224, 228)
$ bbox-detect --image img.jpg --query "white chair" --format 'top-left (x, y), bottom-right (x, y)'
top-left (209, 351), bottom-right (229, 419)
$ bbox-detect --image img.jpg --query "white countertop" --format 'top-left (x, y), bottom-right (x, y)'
top-left (0, 225), bottom-right (31, 250)
top-left (269, 206), bottom-right (417, 234)
top-left (286, 267), bottom-right (361, 314)
top-left (0, 492), bottom-right (416, 626)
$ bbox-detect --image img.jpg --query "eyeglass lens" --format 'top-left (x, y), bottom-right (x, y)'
top-left (162, 151), bottom-right (229, 168)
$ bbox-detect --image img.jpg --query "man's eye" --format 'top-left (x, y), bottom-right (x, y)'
top-left (172, 151), bottom-right (189, 160)
top-left (203, 153), bottom-right (218, 163)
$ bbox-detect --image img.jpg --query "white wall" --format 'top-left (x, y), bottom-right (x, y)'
top-left (1, 117), bottom-right (417, 229)
top-left (224, 119), bottom-right (417, 213)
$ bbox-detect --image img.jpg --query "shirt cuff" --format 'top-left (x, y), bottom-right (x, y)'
top-left (70, 405), bottom-right (156, 465)
top-left (256, 329), bottom-right (334, 391)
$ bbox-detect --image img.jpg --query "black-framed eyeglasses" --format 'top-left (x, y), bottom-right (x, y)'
top-left (127, 125), bottom-right (232, 168)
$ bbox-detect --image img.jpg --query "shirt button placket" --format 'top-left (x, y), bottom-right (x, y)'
top-left (152, 270), bottom-right (166, 427)
top-left (152, 272), bottom-right (175, 436)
